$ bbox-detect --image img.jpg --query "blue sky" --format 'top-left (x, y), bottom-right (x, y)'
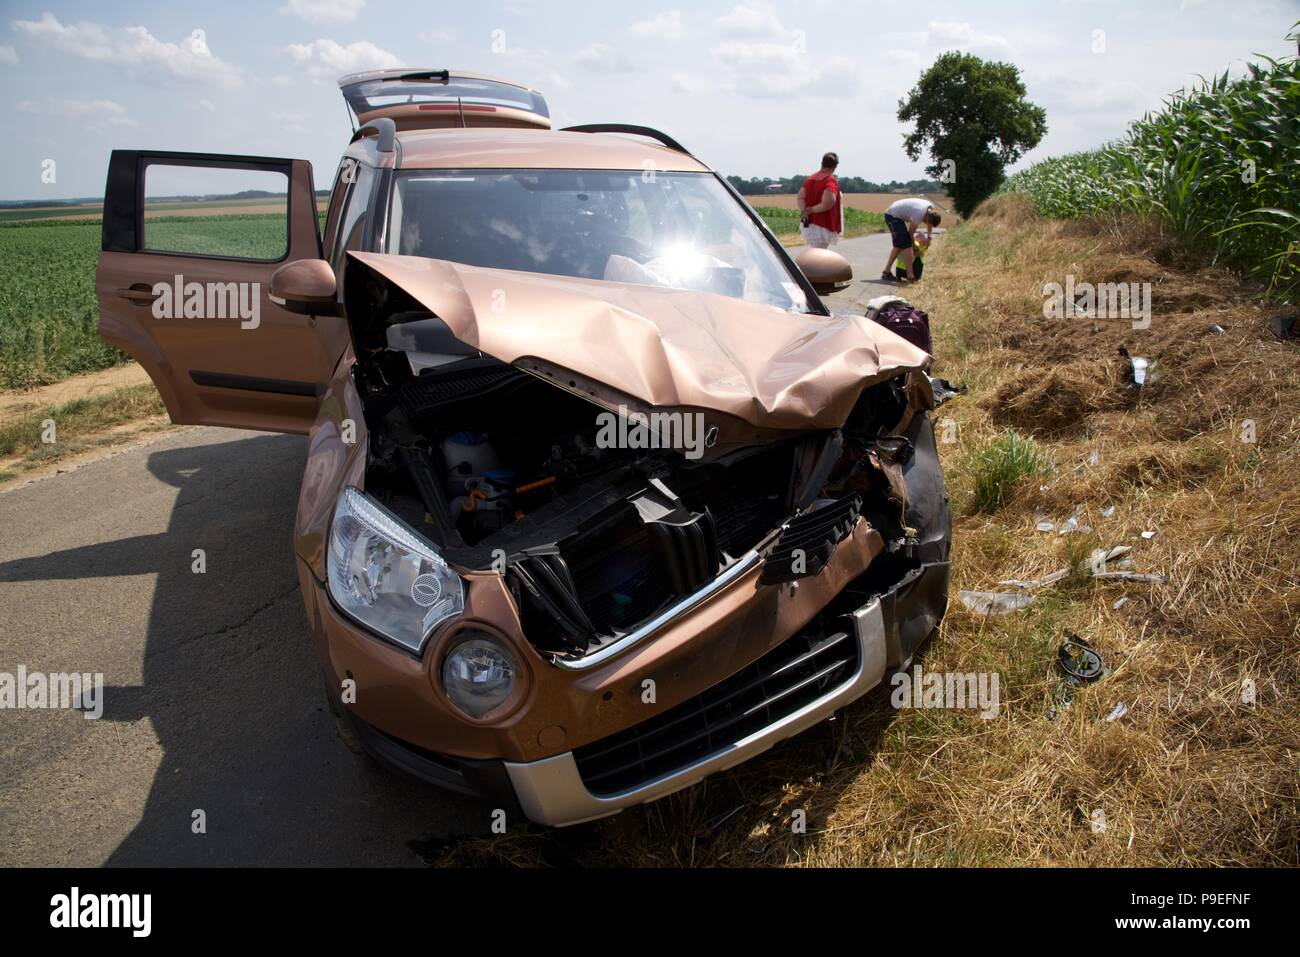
top-left (0, 0), bottom-right (1296, 200)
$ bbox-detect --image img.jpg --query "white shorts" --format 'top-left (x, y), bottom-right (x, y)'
top-left (800, 223), bottom-right (840, 248)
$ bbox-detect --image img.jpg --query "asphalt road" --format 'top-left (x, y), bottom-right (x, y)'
top-left (0, 231), bottom-right (916, 866)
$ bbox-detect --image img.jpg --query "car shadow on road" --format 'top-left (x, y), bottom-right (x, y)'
top-left (0, 433), bottom-right (481, 865)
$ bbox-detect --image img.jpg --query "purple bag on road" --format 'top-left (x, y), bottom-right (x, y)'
top-left (869, 303), bottom-right (932, 355)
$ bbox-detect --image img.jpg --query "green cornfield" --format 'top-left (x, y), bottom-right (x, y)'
top-left (1001, 25), bottom-right (1299, 301)
top-left (0, 213), bottom-right (292, 389)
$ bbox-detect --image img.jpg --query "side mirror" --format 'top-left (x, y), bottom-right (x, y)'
top-left (794, 247), bottom-right (853, 295)
top-left (270, 259), bottom-right (340, 316)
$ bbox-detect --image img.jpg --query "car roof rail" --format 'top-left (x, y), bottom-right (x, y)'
top-left (351, 116), bottom-right (396, 152)
top-left (561, 124), bottom-right (691, 156)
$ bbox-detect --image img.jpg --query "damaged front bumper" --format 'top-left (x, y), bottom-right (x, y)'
top-left (320, 550), bottom-right (950, 827)
top-left (504, 559), bottom-right (949, 826)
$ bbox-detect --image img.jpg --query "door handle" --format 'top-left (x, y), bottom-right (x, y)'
top-left (117, 284), bottom-right (161, 305)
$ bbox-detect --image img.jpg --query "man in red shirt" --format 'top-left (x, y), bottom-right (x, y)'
top-left (797, 152), bottom-right (843, 248)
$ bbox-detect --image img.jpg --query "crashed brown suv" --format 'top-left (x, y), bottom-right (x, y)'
top-left (96, 70), bottom-right (952, 826)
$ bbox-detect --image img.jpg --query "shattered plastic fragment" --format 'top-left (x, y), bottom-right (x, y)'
top-left (1112, 596), bottom-right (1129, 610)
top-left (1106, 701), bottom-right (1129, 722)
top-left (1102, 505), bottom-right (1116, 518)
top-left (1141, 530), bottom-right (1158, 540)
top-left (929, 377), bottom-right (968, 406)
top-left (1119, 347), bottom-right (1152, 387)
top-left (1058, 506), bottom-right (1092, 535)
top-left (959, 590), bottom-right (1036, 616)
top-left (1094, 571), bottom-right (1167, 584)
top-left (1036, 520), bottom-right (1056, 533)
top-left (998, 568), bottom-right (1070, 589)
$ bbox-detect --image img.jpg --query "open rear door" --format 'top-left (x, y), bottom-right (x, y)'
top-left (338, 69), bottom-right (550, 132)
top-left (96, 150), bottom-right (349, 434)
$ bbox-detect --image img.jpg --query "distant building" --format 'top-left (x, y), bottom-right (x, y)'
top-left (765, 182), bottom-right (783, 192)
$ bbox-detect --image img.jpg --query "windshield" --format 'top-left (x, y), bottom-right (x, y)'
top-left (384, 170), bottom-right (810, 312)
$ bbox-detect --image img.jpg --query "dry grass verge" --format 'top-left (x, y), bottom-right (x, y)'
top-left (0, 383), bottom-right (171, 482)
top-left (431, 197), bottom-right (1297, 867)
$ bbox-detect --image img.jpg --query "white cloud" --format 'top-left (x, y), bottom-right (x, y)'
top-left (488, 45), bottom-right (572, 91)
top-left (17, 97), bottom-right (138, 129)
top-left (716, 5), bottom-right (784, 38)
top-left (631, 11), bottom-right (684, 40)
top-left (18, 98), bottom-right (127, 116)
top-left (280, 0), bottom-right (366, 23)
top-left (12, 13), bottom-right (242, 87)
top-left (671, 72), bottom-right (707, 95)
top-left (1028, 74), bottom-right (1150, 113)
top-left (912, 21), bottom-right (1013, 55)
top-left (285, 38), bottom-right (402, 77)
top-left (198, 98), bottom-right (216, 112)
top-left (0, 45), bottom-right (17, 65)
top-left (419, 28), bottom-right (460, 43)
top-left (573, 42), bottom-right (636, 73)
top-left (715, 43), bottom-right (859, 97)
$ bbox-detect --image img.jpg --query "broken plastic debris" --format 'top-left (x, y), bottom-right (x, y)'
top-left (1140, 529), bottom-right (1158, 540)
top-left (1058, 633), bottom-right (1104, 685)
top-left (1094, 571), bottom-right (1167, 584)
top-left (959, 589), bottom-right (1036, 615)
top-left (1119, 346), bottom-right (1152, 387)
top-left (1091, 545), bottom-right (1133, 569)
top-left (1208, 323), bottom-right (1225, 335)
top-left (999, 568), bottom-right (1070, 589)
top-left (1058, 506), bottom-right (1092, 535)
top-left (1106, 701), bottom-right (1129, 722)
top-left (929, 377), bottom-right (968, 406)
top-left (1102, 505), bottom-right (1116, 518)
top-left (1112, 596), bottom-right (1129, 610)
top-left (1036, 520), bottom-right (1056, 533)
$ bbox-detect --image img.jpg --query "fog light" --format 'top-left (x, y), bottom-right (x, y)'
top-left (442, 632), bottom-right (517, 718)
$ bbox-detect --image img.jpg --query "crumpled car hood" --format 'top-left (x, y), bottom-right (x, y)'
top-left (349, 252), bottom-right (930, 431)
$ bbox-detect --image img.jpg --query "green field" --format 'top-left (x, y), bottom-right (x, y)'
top-left (755, 205), bottom-right (885, 240)
top-left (0, 213), bottom-right (291, 389)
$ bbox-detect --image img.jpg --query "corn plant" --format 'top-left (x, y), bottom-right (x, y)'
top-left (1000, 25), bottom-right (1299, 301)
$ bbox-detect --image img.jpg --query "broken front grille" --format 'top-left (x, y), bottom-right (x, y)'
top-left (759, 494), bottom-right (863, 586)
top-left (573, 625), bottom-right (859, 795)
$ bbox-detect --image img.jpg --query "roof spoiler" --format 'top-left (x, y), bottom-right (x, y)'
top-left (561, 124), bottom-right (692, 157)
top-left (350, 116), bottom-right (396, 153)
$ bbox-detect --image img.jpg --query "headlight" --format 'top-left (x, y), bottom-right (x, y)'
top-left (442, 632), bottom-right (518, 718)
top-left (327, 486), bottom-right (464, 653)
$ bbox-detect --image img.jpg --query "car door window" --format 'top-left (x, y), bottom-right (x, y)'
top-left (321, 159), bottom-right (355, 258)
top-left (331, 163), bottom-right (377, 278)
top-left (142, 162), bottom-right (290, 261)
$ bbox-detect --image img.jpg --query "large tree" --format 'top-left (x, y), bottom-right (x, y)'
top-left (898, 52), bottom-right (1047, 217)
